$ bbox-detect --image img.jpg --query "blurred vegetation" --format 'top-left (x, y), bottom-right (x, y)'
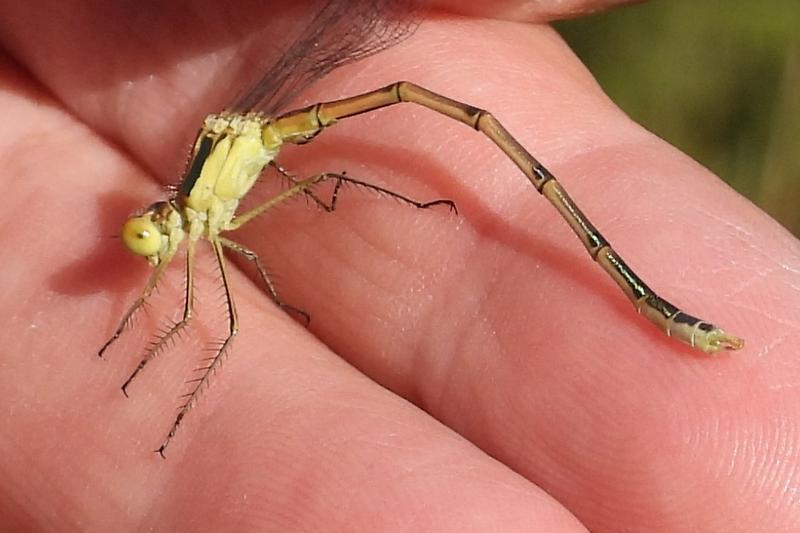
top-left (555, 0), bottom-right (799, 237)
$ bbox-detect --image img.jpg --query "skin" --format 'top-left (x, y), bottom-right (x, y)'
top-left (0, 0), bottom-right (798, 531)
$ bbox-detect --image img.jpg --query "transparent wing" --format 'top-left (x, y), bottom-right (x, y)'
top-left (229, 0), bottom-right (417, 114)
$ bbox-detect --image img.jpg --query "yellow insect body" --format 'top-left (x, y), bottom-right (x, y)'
top-left (186, 115), bottom-right (280, 234)
top-left (103, 81), bottom-right (743, 457)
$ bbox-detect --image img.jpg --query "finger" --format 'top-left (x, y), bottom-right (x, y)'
top-left (236, 17), bottom-right (799, 533)
top-left (0, 55), bottom-right (589, 530)
top-left (424, 0), bottom-right (644, 22)
top-left (3, 3), bottom-right (798, 531)
top-left (2, 6), bottom-right (596, 530)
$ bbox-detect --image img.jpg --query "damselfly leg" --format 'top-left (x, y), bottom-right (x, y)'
top-left (221, 237), bottom-right (311, 325)
top-left (270, 164), bottom-right (458, 214)
top-left (120, 240), bottom-right (196, 397)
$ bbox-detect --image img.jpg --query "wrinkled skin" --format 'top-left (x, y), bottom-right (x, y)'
top-left (1, 1), bottom-right (798, 531)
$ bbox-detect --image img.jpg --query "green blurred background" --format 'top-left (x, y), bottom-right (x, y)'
top-left (555, 0), bottom-right (799, 237)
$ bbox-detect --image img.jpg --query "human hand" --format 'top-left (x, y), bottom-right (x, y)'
top-left (0, 1), bottom-right (797, 531)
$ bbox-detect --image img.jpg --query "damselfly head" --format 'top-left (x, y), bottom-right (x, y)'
top-left (121, 201), bottom-right (180, 266)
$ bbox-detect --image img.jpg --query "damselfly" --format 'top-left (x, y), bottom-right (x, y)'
top-left (98, 0), bottom-right (743, 457)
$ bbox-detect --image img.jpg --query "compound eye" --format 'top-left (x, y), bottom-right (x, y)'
top-left (121, 216), bottom-right (163, 257)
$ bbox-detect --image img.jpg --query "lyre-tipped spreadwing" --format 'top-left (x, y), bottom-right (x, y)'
top-left (98, 0), bottom-right (743, 457)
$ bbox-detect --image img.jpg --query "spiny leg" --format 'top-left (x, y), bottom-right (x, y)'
top-left (226, 168), bottom-right (453, 324)
top-left (226, 169), bottom-right (437, 231)
top-left (270, 162), bottom-right (457, 214)
top-left (157, 238), bottom-right (237, 458)
top-left (220, 237), bottom-right (310, 325)
top-left (226, 172), bottom-right (331, 231)
top-left (270, 162), bottom-right (359, 211)
top-left (271, 81), bottom-right (743, 353)
top-left (98, 256), bottom-right (173, 358)
top-left (121, 240), bottom-right (196, 397)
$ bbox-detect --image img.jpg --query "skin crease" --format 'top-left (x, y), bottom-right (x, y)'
top-left (0, 0), bottom-right (798, 531)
